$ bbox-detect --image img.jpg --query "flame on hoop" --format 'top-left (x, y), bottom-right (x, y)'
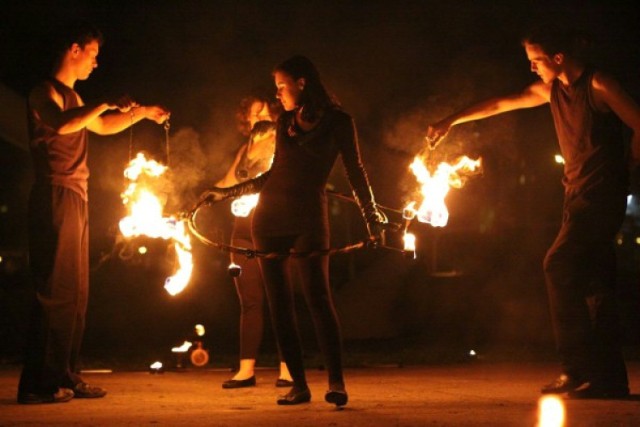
top-left (119, 152), bottom-right (193, 295)
top-left (231, 194), bottom-right (260, 217)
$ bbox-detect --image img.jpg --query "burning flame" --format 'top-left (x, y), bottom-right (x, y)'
top-left (404, 155), bottom-right (482, 228)
top-left (119, 152), bottom-right (193, 295)
top-left (231, 194), bottom-right (260, 217)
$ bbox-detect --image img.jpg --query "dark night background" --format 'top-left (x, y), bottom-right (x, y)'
top-left (1, 0), bottom-right (640, 369)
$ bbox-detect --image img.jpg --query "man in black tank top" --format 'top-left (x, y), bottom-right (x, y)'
top-left (18, 20), bottom-right (170, 404)
top-left (426, 24), bottom-right (640, 399)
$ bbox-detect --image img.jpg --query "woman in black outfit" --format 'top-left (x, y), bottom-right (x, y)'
top-left (201, 55), bottom-right (386, 406)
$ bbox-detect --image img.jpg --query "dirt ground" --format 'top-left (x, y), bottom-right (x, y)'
top-left (1, 361), bottom-right (639, 426)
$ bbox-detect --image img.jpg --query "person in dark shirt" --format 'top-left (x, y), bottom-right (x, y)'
top-left (426, 24), bottom-right (640, 399)
top-left (200, 55), bottom-right (386, 406)
top-left (18, 20), bottom-right (169, 404)
top-left (216, 93), bottom-right (293, 389)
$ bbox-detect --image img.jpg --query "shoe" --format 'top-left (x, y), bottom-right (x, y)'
top-left (277, 387), bottom-right (311, 405)
top-left (567, 383), bottom-right (629, 399)
top-left (17, 388), bottom-right (75, 404)
top-left (541, 374), bottom-right (585, 394)
top-left (222, 376), bottom-right (256, 389)
top-left (325, 389), bottom-right (348, 407)
top-left (73, 382), bottom-right (107, 398)
top-left (275, 378), bottom-right (294, 388)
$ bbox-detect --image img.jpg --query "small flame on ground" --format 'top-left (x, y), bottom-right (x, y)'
top-left (195, 324), bottom-right (206, 337)
top-left (405, 155), bottom-right (481, 228)
top-left (150, 361), bottom-right (163, 370)
top-left (537, 395), bottom-right (565, 427)
top-left (171, 341), bottom-right (193, 353)
top-left (119, 153), bottom-right (193, 296)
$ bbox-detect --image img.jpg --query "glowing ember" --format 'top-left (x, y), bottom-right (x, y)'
top-left (537, 395), bottom-right (565, 427)
top-left (119, 152), bottom-right (193, 295)
top-left (195, 324), bottom-right (206, 337)
top-left (171, 341), bottom-right (193, 353)
top-left (405, 155), bottom-right (482, 227)
top-left (231, 194), bottom-right (260, 217)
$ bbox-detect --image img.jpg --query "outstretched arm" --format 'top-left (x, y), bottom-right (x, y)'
top-left (215, 144), bottom-right (247, 188)
top-left (426, 80), bottom-right (551, 147)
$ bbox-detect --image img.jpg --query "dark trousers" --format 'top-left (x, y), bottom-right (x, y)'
top-left (543, 189), bottom-right (628, 386)
top-left (253, 232), bottom-right (344, 389)
top-left (19, 185), bottom-right (88, 394)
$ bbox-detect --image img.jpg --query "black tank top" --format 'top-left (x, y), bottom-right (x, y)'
top-left (28, 78), bottom-right (89, 200)
top-left (549, 68), bottom-right (627, 195)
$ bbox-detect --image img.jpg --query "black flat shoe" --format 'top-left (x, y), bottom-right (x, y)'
top-left (73, 382), bottom-right (107, 398)
top-left (567, 383), bottom-right (629, 399)
top-left (222, 376), bottom-right (256, 389)
top-left (277, 387), bottom-right (311, 405)
top-left (17, 388), bottom-right (74, 404)
top-left (541, 374), bottom-right (585, 394)
top-left (325, 389), bottom-right (348, 407)
top-left (275, 378), bottom-right (294, 388)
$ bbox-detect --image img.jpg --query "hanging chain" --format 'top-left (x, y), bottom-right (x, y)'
top-left (164, 119), bottom-right (171, 167)
top-left (128, 108), bottom-right (135, 162)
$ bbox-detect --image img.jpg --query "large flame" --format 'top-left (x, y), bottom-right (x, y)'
top-left (119, 152), bottom-right (193, 295)
top-left (404, 155), bottom-right (482, 228)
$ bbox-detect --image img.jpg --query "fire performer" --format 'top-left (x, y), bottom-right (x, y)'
top-left (18, 20), bottom-right (170, 404)
top-left (199, 55), bottom-right (386, 406)
top-left (216, 92), bottom-right (294, 389)
top-left (426, 23), bottom-right (640, 399)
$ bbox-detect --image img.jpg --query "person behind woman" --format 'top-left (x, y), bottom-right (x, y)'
top-left (216, 93), bottom-right (293, 389)
top-left (200, 55), bottom-right (386, 406)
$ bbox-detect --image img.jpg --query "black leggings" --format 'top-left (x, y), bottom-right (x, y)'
top-left (230, 237), bottom-right (268, 360)
top-left (253, 232), bottom-right (344, 389)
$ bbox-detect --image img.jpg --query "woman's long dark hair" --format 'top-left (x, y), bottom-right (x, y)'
top-left (273, 55), bottom-right (339, 122)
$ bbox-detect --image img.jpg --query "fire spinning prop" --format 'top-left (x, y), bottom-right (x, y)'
top-left (184, 147), bottom-right (481, 262)
top-left (119, 151), bottom-right (193, 296)
top-left (400, 151), bottom-right (482, 253)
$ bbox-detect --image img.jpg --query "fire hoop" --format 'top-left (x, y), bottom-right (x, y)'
top-left (182, 193), bottom-right (408, 259)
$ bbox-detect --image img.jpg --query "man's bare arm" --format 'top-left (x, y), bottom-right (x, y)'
top-left (426, 80), bottom-right (551, 146)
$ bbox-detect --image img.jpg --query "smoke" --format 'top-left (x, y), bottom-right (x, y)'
top-left (163, 127), bottom-right (208, 212)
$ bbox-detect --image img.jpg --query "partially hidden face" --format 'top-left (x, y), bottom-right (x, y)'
top-left (248, 101), bottom-right (273, 129)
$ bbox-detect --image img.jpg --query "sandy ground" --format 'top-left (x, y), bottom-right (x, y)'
top-left (1, 361), bottom-right (639, 426)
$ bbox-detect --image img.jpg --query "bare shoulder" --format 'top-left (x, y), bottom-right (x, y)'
top-left (591, 70), bottom-right (622, 92)
top-left (590, 70), bottom-right (632, 112)
top-left (527, 80), bottom-right (552, 101)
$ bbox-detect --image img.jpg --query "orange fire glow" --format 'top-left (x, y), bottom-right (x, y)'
top-left (119, 152), bottom-right (193, 295)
